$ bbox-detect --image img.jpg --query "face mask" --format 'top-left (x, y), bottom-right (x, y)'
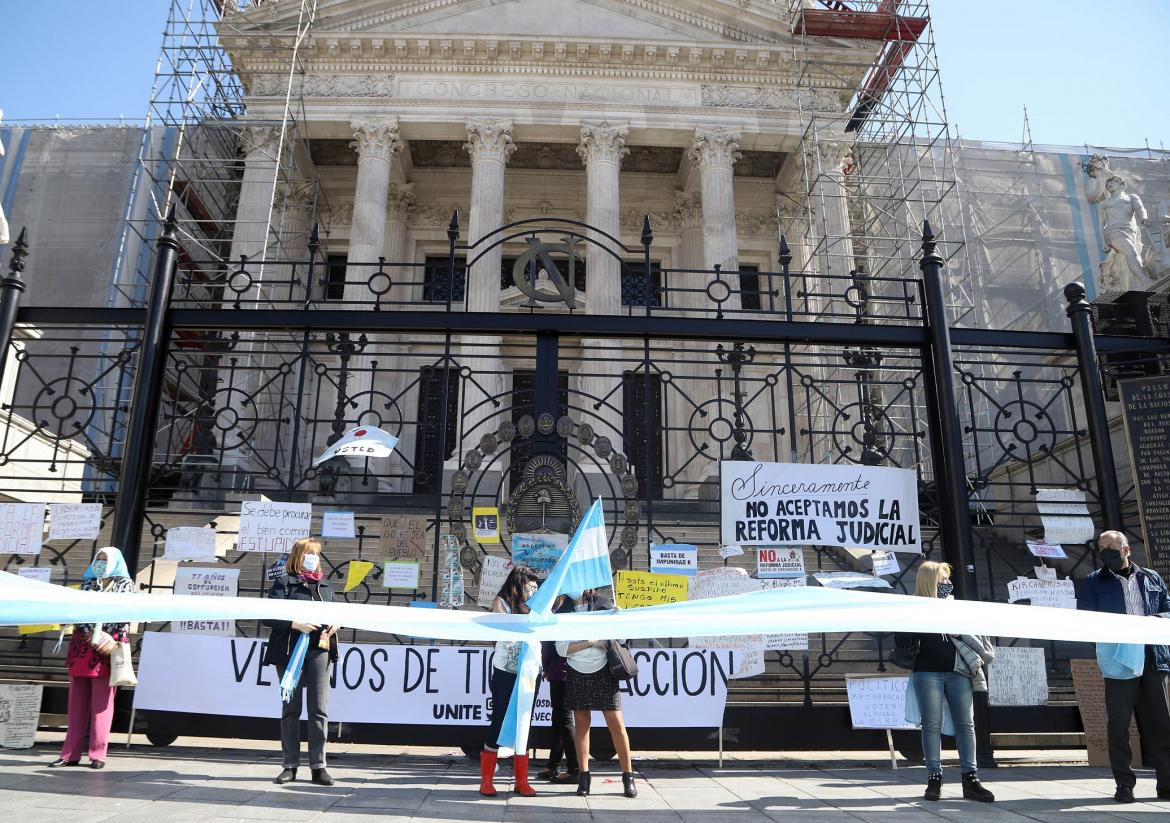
top-left (301, 553), bottom-right (320, 573)
top-left (92, 560), bottom-right (107, 578)
top-left (937, 581), bottom-right (954, 599)
top-left (1100, 548), bottom-right (1127, 573)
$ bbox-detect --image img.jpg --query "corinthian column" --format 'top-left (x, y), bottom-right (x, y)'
top-left (344, 116), bottom-right (402, 301)
top-left (228, 126), bottom-right (282, 279)
top-left (378, 183), bottom-right (416, 492)
top-left (690, 127), bottom-right (742, 288)
top-left (805, 140), bottom-right (856, 284)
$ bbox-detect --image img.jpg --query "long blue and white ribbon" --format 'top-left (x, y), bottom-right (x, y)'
top-left (279, 632), bottom-right (311, 703)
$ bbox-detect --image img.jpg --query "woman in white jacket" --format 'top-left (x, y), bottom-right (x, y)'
top-left (555, 588), bottom-right (636, 798)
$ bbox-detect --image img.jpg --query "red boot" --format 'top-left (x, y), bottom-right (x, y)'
top-left (479, 749), bottom-right (498, 797)
top-left (513, 754), bottom-right (537, 797)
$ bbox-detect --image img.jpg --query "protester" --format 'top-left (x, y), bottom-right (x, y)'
top-left (51, 547), bottom-right (135, 769)
top-left (538, 594), bottom-right (580, 783)
top-left (893, 561), bottom-right (995, 802)
top-left (262, 537), bottom-right (338, 786)
top-left (1076, 529), bottom-right (1170, 803)
top-left (480, 565), bottom-right (541, 797)
top-left (557, 588), bottom-right (637, 799)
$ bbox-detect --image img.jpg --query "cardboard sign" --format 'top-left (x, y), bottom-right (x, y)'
top-left (649, 543), bottom-right (697, 576)
top-left (172, 566), bottom-right (240, 636)
top-left (614, 570), bottom-right (689, 609)
top-left (722, 461), bottom-right (920, 552)
top-left (0, 503), bottom-right (45, 555)
top-left (1007, 577), bottom-right (1076, 609)
top-left (845, 675), bottom-right (917, 730)
top-left (237, 500), bottom-right (311, 553)
top-left (47, 503), bottom-right (102, 541)
top-left (321, 511), bottom-right (356, 539)
top-left (477, 555), bottom-right (513, 608)
top-left (689, 566), bottom-right (760, 600)
top-left (164, 526), bottom-right (217, 561)
top-left (988, 646), bottom-right (1048, 706)
top-left (1035, 565), bottom-right (1058, 581)
top-left (511, 532), bottom-right (569, 578)
top-left (1071, 658), bottom-right (1142, 767)
top-left (0, 684), bottom-right (43, 749)
top-left (472, 507), bottom-right (500, 544)
top-left (1035, 488), bottom-right (1094, 545)
top-left (1026, 540), bottom-right (1067, 559)
top-left (383, 561), bottom-right (420, 590)
top-left (757, 546), bottom-right (805, 578)
top-left (380, 514), bottom-right (428, 560)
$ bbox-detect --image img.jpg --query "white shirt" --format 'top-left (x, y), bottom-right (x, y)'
top-left (555, 640), bottom-right (607, 674)
top-left (1120, 570), bottom-right (1147, 616)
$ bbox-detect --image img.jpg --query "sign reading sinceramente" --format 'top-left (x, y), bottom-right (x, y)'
top-left (720, 462), bottom-right (920, 552)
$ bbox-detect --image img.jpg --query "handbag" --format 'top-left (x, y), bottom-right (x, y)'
top-left (888, 636), bottom-right (919, 670)
top-left (109, 641), bottom-right (137, 688)
top-left (606, 640), bottom-right (639, 681)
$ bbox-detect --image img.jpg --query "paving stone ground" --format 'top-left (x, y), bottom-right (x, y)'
top-left (3, 735), bottom-right (1170, 822)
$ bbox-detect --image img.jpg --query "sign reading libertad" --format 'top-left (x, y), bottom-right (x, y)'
top-left (720, 462), bottom-right (921, 552)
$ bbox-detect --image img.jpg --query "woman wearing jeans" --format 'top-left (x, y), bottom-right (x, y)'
top-left (894, 561), bottom-right (996, 803)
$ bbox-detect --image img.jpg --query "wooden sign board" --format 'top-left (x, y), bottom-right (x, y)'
top-left (1070, 658), bottom-right (1141, 768)
top-left (379, 514), bottom-right (428, 561)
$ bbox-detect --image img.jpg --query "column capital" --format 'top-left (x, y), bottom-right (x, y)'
top-left (350, 116), bottom-right (403, 162)
top-left (806, 140), bottom-right (854, 175)
top-left (278, 183), bottom-right (316, 210)
top-left (673, 189), bottom-right (703, 226)
top-left (689, 127), bottom-right (741, 171)
top-left (240, 125), bottom-right (281, 157)
top-left (464, 119), bottom-right (515, 164)
top-left (577, 121), bottom-right (630, 167)
top-left (387, 182), bottom-right (416, 218)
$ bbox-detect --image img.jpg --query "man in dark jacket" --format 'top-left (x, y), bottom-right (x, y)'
top-left (1076, 529), bottom-right (1170, 803)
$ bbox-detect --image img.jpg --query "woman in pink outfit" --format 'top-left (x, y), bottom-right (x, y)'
top-left (50, 546), bottom-right (134, 769)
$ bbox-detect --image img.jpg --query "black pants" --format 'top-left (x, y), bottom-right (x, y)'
top-left (277, 647), bottom-right (331, 769)
top-left (545, 680), bottom-right (579, 773)
top-left (483, 668), bottom-right (544, 751)
top-left (1104, 647), bottom-right (1170, 791)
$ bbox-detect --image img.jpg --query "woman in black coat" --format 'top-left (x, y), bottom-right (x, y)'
top-left (262, 537), bottom-right (339, 786)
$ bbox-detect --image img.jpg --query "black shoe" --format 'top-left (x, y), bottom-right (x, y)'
top-left (49, 758), bottom-right (80, 768)
top-left (552, 770), bottom-right (580, 784)
top-left (1114, 785), bottom-right (1135, 804)
top-left (274, 767), bottom-right (297, 784)
top-left (537, 766), bottom-right (557, 781)
top-left (89, 760), bottom-right (106, 770)
top-left (924, 773), bottom-right (942, 801)
top-left (576, 771), bottom-right (591, 797)
top-left (622, 772), bottom-right (638, 798)
top-left (311, 768), bottom-right (334, 786)
top-left (961, 772), bottom-right (994, 802)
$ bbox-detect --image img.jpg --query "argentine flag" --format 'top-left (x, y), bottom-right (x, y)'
top-left (526, 497), bottom-right (613, 617)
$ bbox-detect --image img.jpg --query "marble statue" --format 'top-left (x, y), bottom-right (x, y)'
top-left (1084, 154), bottom-right (1154, 291)
top-left (0, 109), bottom-right (8, 247)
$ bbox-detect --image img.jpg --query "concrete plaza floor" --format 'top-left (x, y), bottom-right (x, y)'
top-left (2, 735), bottom-right (1170, 822)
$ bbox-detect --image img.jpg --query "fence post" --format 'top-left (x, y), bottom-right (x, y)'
top-left (0, 228), bottom-right (30, 391)
top-left (110, 207), bottom-right (181, 574)
top-left (918, 220), bottom-right (996, 767)
top-left (1064, 282), bottom-right (1124, 532)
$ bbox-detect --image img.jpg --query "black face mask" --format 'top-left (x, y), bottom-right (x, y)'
top-left (937, 581), bottom-right (954, 599)
top-left (1100, 548), bottom-right (1127, 573)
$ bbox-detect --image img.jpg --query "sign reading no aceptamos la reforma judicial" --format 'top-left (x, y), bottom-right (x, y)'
top-left (721, 462), bottom-right (921, 553)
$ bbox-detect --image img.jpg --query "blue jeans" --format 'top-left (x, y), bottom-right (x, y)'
top-left (912, 671), bottom-right (977, 775)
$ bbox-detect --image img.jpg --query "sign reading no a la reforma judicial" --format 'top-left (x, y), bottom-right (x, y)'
top-left (721, 462), bottom-right (922, 553)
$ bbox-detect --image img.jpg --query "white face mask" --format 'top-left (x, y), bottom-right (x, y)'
top-left (301, 553), bottom-right (320, 573)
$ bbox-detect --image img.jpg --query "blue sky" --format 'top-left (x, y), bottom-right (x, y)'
top-left (0, 1), bottom-right (1167, 148)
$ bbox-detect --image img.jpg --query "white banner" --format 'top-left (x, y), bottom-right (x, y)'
top-left (722, 462), bottom-right (921, 552)
top-left (132, 633), bottom-right (730, 728)
top-left (173, 566), bottom-right (240, 636)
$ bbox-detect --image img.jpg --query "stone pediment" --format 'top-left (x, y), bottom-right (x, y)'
top-left (236, 0), bottom-right (792, 45)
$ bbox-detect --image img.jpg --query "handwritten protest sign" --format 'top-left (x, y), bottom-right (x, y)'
top-left (813, 571), bottom-right (892, 590)
top-left (1035, 488), bottom-right (1094, 545)
top-left (689, 566), bottom-right (760, 600)
top-left (173, 567), bottom-right (240, 636)
top-left (988, 646), bottom-right (1048, 706)
top-left (649, 544), bottom-right (697, 576)
top-left (758, 576), bottom-right (809, 650)
top-left (164, 526), bottom-right (217, 561)
top-left (0, 684), bottom-right (43, 749)
top-left (1026, 540), bottom-right (1067, 559)
top-left (380, 514), bottom-right (427, 560)
top-left (757, 546), bottom-right (805, 578)
top-left (1006, 577), bottom-right (1076, 609)
top-left (719, 544), bottom-right (744, 558)
top-left (615, 570), bottom-right (689, 609)
top-left (688, 567), bottom-right (763, 678)
top-left (383, 561), bottom-right (420, 590)
top-left (477, 555), bottom-right (513, 608)
top-left (871, 551), bottom-right (900, 577)
top-left (321, 511), bottom-right (355, 539)
top-left (512, 532), bottom-right (569, 578)
top-left (846, 675), bottom-right (917, 730)
top-left (17, 567), bottom-right (51, 584)
top-left (238, 501), bottom-right (311, 553)
top-left (47, 503), bottom-right (102, 541)
top-left (722, 461), bottom-right (920, 552)
top-left (0, 503), bottom-right (45, 555)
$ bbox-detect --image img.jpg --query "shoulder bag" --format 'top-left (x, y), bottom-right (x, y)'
top-left (606, 640), bottom-right (639, 681)
top-left (109, 639), bottom-right (137, 688)
top-left (888, 636), bottom-right (920, 670)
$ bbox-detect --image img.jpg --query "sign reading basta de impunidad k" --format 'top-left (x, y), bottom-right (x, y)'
top-left (721, 461), bottom-right (921, 553)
